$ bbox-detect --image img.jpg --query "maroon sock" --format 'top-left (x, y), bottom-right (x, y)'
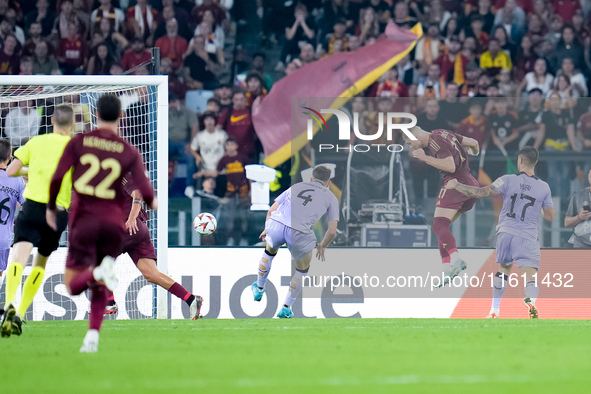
top-left (432, 217), bottom-right (457, 261)
top-left (168, 282), bottom-right (194, 305)
top-left (69, 270), bottom-right (97, 295)
top-left (89, 285), bottom-right (109, 331)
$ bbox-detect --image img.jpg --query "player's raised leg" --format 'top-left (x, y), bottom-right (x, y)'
top-left (433, 206), bottom-right (467, 286)
top-left (136, 258), bottom-right (203, 319)
top-left (1, 242), bottom-right (33, 337)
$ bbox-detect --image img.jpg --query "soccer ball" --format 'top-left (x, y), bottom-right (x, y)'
top-left (193, 212), bottom-right (217, 235)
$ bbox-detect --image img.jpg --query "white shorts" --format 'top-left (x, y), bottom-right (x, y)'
top-left (265, 219), bottom-right (317, 260)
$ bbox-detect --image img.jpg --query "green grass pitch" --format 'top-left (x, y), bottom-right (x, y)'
top-left (2, 319), bottom-right (590, 393)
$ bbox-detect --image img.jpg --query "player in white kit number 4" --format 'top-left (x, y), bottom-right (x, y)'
top-left (252, 165), bottom-right (339, 318)
top-left (446, 147), bottom-right (555, 319)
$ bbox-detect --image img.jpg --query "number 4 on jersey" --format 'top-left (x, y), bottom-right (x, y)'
top-left (297, 189), bottom-right (314, 206)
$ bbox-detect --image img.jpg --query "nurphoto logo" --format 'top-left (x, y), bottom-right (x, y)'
top-left (302, 107), bottom-right (417, 153)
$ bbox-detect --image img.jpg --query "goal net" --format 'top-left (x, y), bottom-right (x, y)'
top-left (0, 76), bottom-right (169, 320)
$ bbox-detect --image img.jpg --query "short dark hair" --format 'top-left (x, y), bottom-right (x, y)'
top-left (312, 165), bottom-right (331, 183)
top-left (207, 97), bottom-right (220, 107)
top-left (202, 111), bottom-right (217, 124)
top-left (0, 138), bottom-right (11, 162)
top-left (519, 146), bottom-right (539, 166)
top-left (246, 72), bottom-right (263, 84)
top-left (252, 52), bottom-right (266, 60)
top-left (528, 88), bottom-right (543, 95)
top-left (54, 104), bottom-right (74, 128)
top-left (97, 94), bottom-right (121, 122)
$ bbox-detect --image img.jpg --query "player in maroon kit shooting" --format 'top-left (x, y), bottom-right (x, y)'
top-left (403, 126), bottom-right (480, 286)
top-left (104, 175), bottom-right (203, 319)
top-left (47, 94), bottom-right (157, 353)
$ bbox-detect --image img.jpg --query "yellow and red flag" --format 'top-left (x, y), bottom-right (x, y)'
top-left (252, 22), bottom-right (422, 168)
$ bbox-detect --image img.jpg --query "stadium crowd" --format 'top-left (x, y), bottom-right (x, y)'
top-left (1, 0), bottom-right (591, 246)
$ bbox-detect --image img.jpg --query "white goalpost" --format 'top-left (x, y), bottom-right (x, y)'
top-left (0, 75), bottom-right (169, 320)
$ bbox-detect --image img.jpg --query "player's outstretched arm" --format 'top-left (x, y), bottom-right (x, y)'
top-left (6, 158), bottom-right (26, 177)
top-left (316, 220), bottom-right (338, 262)
top-left (445, 179), bottom-right (500, 199)
top-left (126, 190), bottom-right (142, 235)
top-left (460, 137), bottom-right (480, 156)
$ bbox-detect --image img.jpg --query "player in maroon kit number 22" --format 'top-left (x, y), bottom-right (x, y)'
top-left (47, 95), bottom-right (157, 353)
top-left (403, 126), bottom-right (480, 286)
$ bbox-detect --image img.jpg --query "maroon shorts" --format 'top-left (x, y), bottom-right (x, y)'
top-left (120, 219), bottom-right (157, 265)
top-left (436, 177), bottom-right (479, 213)
top-left (66, 216), bottom-right (124, 270)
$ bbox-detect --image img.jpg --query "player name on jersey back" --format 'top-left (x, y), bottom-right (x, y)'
top-left (270, 181), bottom-right (339, 233)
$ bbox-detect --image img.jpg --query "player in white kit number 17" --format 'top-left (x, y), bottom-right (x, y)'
top-left (252, 165), bottom-right (339, 318)
top-left (446, 147), bottom-right (555, 319)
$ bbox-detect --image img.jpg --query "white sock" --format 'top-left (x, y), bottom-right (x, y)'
top-left (492, 273), bottom-right (507, 310)
top-left (524, 281), bottom-right (539, 303)
top-left (256, 250), bottom-right (276, 289)
top-left (283, 268), bottom-right (308, 308)
top-left (450, 251), bottom-right (461, 264)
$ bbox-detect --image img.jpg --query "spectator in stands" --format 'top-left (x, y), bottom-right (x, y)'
top-left (90, 0), bottom-right (125, 36)
top-left (280, 4), bottom-right (315, 64)
top-left (193, 19), bottom-right (224, 65)
top-left (392, 1), bottom-right (416, 30)
top-left (162, 0), bottom-right (190, 26)
top-left (417, 97), bottom-right (445, 130)
top-left (479, 38), bottom-right (512, 77)
top-left (396, 55), bottom-right (420, 86)
top-left (155, 18), bottom-right (188, 70)
top-left (415, 24), bottom-right (442, 69)
top-left (296, 43), bottom-right (316, 67)
top-left (190, 111), bottom-right (227, 180)
top-left (553, 0), bottom-right (581, 24)
top-left (441, 18), bottom-right (459, 41)
top-left (121, 37), bottom-right (151, 74)
top-left (245, 72), bottom-right (267, 107)
top-left (518, 57), bottom-right (554, 97)
top-left (460, 61), bottom-right (480, 97)
top-left (32, 40), bottom-right (58, 74)
top-left (440, 82), bottom-right (466, 128)
top-left (160, 57), bottom-right (188, 100)
top-left (465, 15), bottom-right (488, 53)
top-left (125, 0), bottom-right (158, 45)
top-left (216, 136), bottom-right (250, 246)
top-left (323, 18), bottom-right (349, 56)
top-left (25, 0), bottom-right (55, 37)
top-left (513, 34), bottom-right (535, 82)
top-left (462, 36), bottom-right (478, 61)
top-left (456, 99), bottom-right (488, 148)
top-left (538, 92), bottom-right (578, 151)
top-left (183, 34), bottom-right (219, 90)
top-left (564, 169), bottom-right (591, 249)
top-left (435, 35), bottom-right (469, 84)
top-left (371, 68), bottom-right (408, 97)
top-left (0, 33), bottom-right (20, 74)
top-left (417, 63), bottom-right (444, 98)
top-left (553, 25), bottom-right (585, 72)
top-left (357, 7), bottom-right (380, 45)
top-left (548, 74), bottom-right (578, 109)
top-left (191, 0), bottom-right (226, 27)
top-left (168, 93), bottom-right (199, 198)
top-left (23, 22), bottom-right (43, 57)
top-left (96, 16), bottom-right (128, 58)
top-left (498, 68), bottom-right (518, 97)
top-left (571, 10), bottom-right (589, 40)
top-left (0, 15), bottom-right (21, 52)
top-left (198, 97), bottom-right (221, 130)
top-left (515, 88), bottom-right (544, 148)
top-left (19, 56), bottom-right (33, 75)
top-left (423, 0), bottom-right (451, 31)
top-left (525, 13), bottom-right (546, 42)
top-left (4, 7), bottom-right (24, 45)
top-left (493, 0), bottom-right (525, 35)
top-left (52, 0), bottom-right (86, 41)
top-left (214, 84), bottom-right (232, 113)
top-left (237, 52), bottom-right (273, 91)
top-left (493, 7), bottom-right (524, 47)
top-left (86, 42), bottom-right (115, 75)
top-left (218, 90), bottom-right (257, 161)
top-left (4, 100), bottom-right (41, 146)
top-left (154, 5), bottom-right (192, 42)
top-left (467, 0), bottom-right (495, 34)
top-left (557, 57), bottom-right (588, 98)
top-left (492, 25), bottom-right (518, 60)
top-left (488, 97), bottom-right (520, 151)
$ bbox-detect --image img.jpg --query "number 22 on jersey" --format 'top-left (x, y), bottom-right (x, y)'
top-left (74, 153), bottom-right (122, 199)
